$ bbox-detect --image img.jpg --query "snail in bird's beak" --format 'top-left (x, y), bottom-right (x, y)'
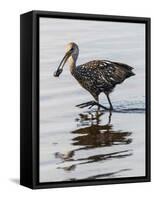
top-left (53, 48), bottom-right (73, 77)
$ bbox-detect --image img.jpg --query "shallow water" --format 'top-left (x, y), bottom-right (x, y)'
top-left (39, 18), bottom-right (145, 182)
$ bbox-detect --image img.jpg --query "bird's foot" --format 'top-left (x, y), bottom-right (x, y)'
top-left (76, 101), bottom-right (108, 110)
top-left (96, 103), bottom-right (109, 110)
top-left (76, 101), bottom-right (96, 109)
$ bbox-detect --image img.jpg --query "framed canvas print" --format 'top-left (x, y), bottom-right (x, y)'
top-left (20, 10), bottom-right (151, 189)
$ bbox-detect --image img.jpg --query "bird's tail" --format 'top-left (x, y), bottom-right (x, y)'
top-left (126, 70), bottom-right (135, 78)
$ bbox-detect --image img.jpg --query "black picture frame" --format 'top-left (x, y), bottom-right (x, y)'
top-left (20, 10), bottom-right (151, 189)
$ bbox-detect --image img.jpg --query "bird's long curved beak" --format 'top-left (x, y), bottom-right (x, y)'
top-left (53, 51), bottom-right (71, 77)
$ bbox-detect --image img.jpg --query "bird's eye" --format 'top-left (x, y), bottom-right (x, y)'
top-left (70, 47), bottom-right (73, 51)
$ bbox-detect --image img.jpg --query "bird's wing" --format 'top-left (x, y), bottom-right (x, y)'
top-left (77, 60), bottom-right (134, 90)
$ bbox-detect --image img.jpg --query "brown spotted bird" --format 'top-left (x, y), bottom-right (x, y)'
top-left (54, 42), bottom-right (135, 110)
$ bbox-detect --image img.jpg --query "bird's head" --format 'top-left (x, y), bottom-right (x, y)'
top-left (54, 42), bottom-right (79, 77)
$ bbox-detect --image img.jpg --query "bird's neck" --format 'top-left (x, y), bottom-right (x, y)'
top-left (68, 56), bottom-right (77, 74)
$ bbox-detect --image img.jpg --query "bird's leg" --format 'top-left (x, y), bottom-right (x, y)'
top-left (107, 111), bottom-right (112, 125)
top-left (92, 95), bottom-right (108, 110)
top-left (106, 93), bottom-right (113, 110)
top-left (96, 96), bottom-right (100, 111)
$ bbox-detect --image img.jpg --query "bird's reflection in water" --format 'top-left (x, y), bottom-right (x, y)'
top-left (55, 110), bottom-right (133, 177)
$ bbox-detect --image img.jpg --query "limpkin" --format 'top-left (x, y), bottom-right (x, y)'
top-left (54, 42), bottom-right (135, 110)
